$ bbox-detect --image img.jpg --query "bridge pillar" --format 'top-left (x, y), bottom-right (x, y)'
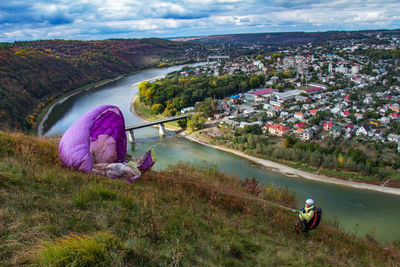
top-left (159, 123), bottom-right (166, 137)
top-left (128, 129), bottom-right (135, 143)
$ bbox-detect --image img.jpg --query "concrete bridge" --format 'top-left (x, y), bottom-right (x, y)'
top-left (125, 113), bottom-right (194, 142)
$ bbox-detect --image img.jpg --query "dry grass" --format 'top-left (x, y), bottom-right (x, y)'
top-left (1, 130), bottom-right (400, 266)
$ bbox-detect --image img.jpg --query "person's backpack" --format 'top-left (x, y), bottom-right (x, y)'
top-left (308, 206), bottom-right (322, 230)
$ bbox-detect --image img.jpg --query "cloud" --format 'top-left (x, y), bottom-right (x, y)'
top-left (0, 0), bottom-right (399, 41)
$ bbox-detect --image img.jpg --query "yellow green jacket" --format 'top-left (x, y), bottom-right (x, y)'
top-left (299, 205), bottom-right (315, 222)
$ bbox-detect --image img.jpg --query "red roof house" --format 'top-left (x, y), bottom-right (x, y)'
top-left (265, 124), bottom-right (289, 136)
top-left (323, 122), bottom-right (334, 131)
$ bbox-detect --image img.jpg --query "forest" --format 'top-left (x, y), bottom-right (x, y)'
top-left (0, 38), bottom-right (194, 130)
top-left (138, 68), bottom-right (266, 116)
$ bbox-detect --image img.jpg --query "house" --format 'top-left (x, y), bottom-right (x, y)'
top-left (369, 120), bottom-right (380, 127)
top-left (341, 110), bottom-right (351, 117)
top-left (354, 113), bottom-right (364, 120)
top-left (242, 106), bottom-right (255, 115)
top-left (344, 123), bottom-right (354, 134)
top-left (330, 125), bottom-right (342, 137)
top-left (330, 107), bottom-right (341, 114)
top-left (270, 100), bottom-right (283, 108)
top-left (387, 134), bottom-right (400, 143)
top-left (294, 112), bottom-right (304, 120)
top-left (301, 129), bottom-right (314, 141)
top-left (368, 129), bottom-right (376, 137)
top-left (265, 124), bottom-right (289, 136)
top-left (390, 113), bottom-right (399, 120)
top-left (244, 88), bottom-right (277, 100)
top-left (295, 95), bottom-right (309, 102)
top-left (364, 96), bottom-right (374, 105)
top-left (323, 122), bottom-right (334, 131)
top-left (266, 109), bottom-right (276, 117)
top-left (302, 87), bottom-right (323, 95)
top-left (263, 103), bottom-right (273, 110)
top-left (374, 129), bottom-right (383, 138)
top-left (287, 117), bottom-right (298, 124)
top-left (311, 125), bottom-right (320, 133)
top-left (308, 83), bottom-right (327, 90)
top-left (390, 103), bottom-right (400, 113)
top-left (273, 90), bottom-right (301, 102)
top-left (356, 125), bottom-right (371, 136)
top-left (379, 116), bottom-right (390, 125)
top-left (309, 109), bottom-right (319, 116)
top-left (294, 122), bottom-right (306, 129)
top-left (220, 117), bottom-right (239, 128)
top-left (280, 111), bottom-right (289, 118)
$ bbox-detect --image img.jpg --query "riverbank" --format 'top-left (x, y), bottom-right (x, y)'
top-left (131, 95), bottom-right (400, 196)
top-left (36, 62), bottom-right (201, 137)
top-left (184, 132), bottom-right (400, 196)
top-left (36, 76), bottom-right (124, 137)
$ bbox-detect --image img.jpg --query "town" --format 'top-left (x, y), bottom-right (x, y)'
top-left (178, 31), bottom-right (400, 154)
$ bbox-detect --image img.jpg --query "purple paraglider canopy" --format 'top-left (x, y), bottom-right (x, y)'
top-left (58, 105), bottom-right (156, 181)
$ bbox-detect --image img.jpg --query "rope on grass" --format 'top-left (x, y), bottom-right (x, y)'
top-left (163, 174), bottom-right (300, 213)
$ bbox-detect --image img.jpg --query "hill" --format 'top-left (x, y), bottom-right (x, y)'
top-left (0, 38), bottom-right (193, 130)
top-left (171, 30), bottom-right (374, 45)
top-left (0, 130), bottom-right (399, 266)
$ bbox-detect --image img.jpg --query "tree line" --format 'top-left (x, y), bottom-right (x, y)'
top-left (213, 127), bottom-right (400, 181)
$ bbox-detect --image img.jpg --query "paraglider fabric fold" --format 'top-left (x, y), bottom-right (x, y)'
top-left (58, 105), bottom-right (124, 170)
top-left (58, 104), bottom-right (156, 181)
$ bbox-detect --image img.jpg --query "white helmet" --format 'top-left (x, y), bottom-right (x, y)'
top-left (306, 199), bottom-right (314, 206)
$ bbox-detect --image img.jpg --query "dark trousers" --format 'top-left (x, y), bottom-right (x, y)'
top-left (300, 220), bottom-right (311, 236)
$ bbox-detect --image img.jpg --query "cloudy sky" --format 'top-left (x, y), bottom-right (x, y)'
top-left (1, 0), bottom-right (399, 42)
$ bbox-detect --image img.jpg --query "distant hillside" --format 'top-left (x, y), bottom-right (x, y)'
top-left (0, 130), bottom-right (399, 266)
top-left (0, 38), bottom-right (192, 130)
top-left (171, 30), bottom-right (370, 45)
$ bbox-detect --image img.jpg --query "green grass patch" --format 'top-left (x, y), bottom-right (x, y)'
top-left (73, 184), bottom-right (118, 207)
top-left (36, 232), bottom-right (126, 266)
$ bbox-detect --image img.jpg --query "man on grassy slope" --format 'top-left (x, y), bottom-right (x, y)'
top-left (297, 198), bottom-right (322, 236)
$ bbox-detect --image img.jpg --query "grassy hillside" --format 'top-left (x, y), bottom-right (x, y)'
top-left (0, 131), bottom-right (399, 266)
top-left (0, 39), bottom-right (194, 130)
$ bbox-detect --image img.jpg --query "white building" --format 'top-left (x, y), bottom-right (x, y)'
top-left (356, 125), bottom-right (371, 136)
top-left (301, 129), bottom-right (314, 141)
top-left (388, 134), bottom-right (400, 143)
top-left (273, 90), bottom-right (301, 102)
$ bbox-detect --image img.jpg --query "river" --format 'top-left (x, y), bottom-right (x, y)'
top-left (42, 64), bottom-right (400, 243)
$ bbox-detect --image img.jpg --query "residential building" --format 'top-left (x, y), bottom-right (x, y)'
top-left (356, 125), bottom-right (371, 136)
top-left (330, 125), bottom-right (342, 137)
top-left (273, 90), bottom-right (301, 102)
top-left (323, 122), bottom-right (334, 131)
top-left (301, 129), bottom-right (314, 140)
top-left (294, 112), bottom-right (304, 120)
top-left (265, 124), bottom-right (289, 136)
